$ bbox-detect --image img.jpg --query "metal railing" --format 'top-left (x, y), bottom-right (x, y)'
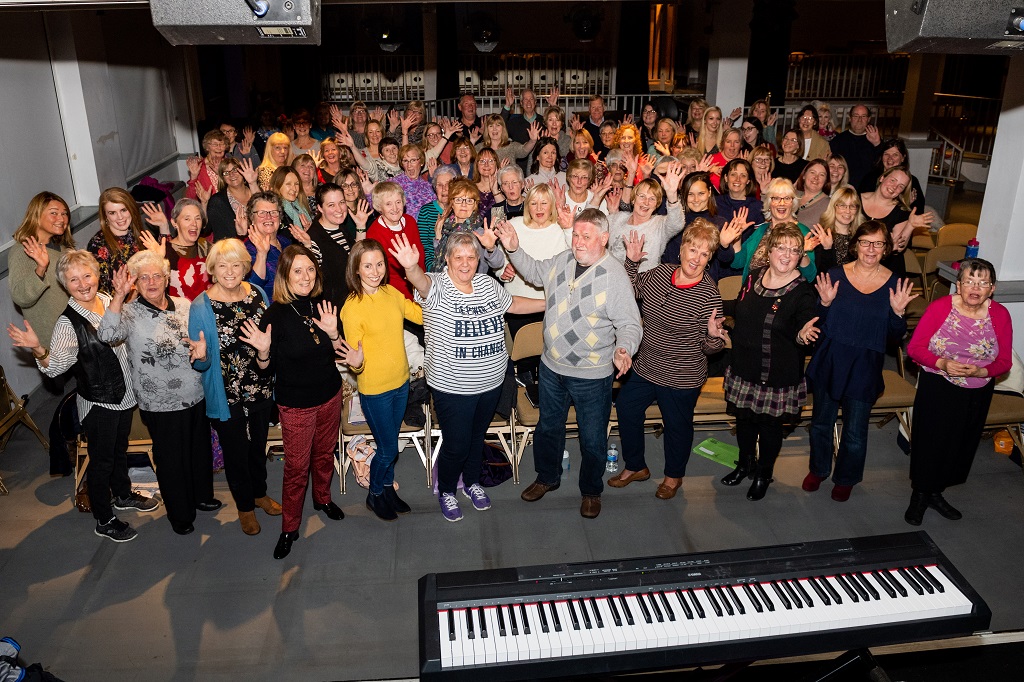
top-left (786, 53), bottom-right (910, 102)
top-left (321, 55), bottom-right (427, 101)
top-left (928, 130), bottom-right (964, 183)
top-left (930, 93), bottom-right (1001, 159)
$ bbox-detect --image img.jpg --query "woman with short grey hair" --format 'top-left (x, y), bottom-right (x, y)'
top-left (97, 250), bottom-right (217, 536)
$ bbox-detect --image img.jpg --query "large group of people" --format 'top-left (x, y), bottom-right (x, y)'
top-left (7, 89), bottom-right (1012, 559)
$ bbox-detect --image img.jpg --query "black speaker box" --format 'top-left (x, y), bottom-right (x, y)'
top-left (885, 0), bottom-right (1024, 53)
top-left (151, 0), bottom-right (321, 46)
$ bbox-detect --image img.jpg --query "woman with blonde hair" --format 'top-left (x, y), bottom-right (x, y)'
top-left (258, 131), bottom-right (291, 191)
top-left (695, 106), bottom-right (724, 155)
top-left (291, 153), bottom-right (319, 217)
top-left (809, 186), bottom-right (866, 273)
top-left (684, 98), bottom-right (709, 138)
top-left (827, 155), bottom-right (851, 192)
top-left (476, 113), bottom-right (540, 169)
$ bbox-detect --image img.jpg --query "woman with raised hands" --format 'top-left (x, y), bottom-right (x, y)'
top-left (416, 168), bottom-right (456, 271)
top-left (647, 117), bottom-right (679, 161)
top-left (206, 157), bottom-right (261, 242)
top-left (316, 137), bottom-right (353, 184)
top-left (748, 99), bottom-right (778, 151)
top-left (431, 179), bottom-right (505, 275)
top-left (187, 130), bottom-right (230, 201)
top-left (477, 114), bottom-right (541, 170)
top-left (473, 147), bottom-right (506, 220)
top-left (859, 166), bottom-right (933, 275)
top-left (607, 161), bottom-right (685, 271)
top-left (393, 143), bottom-right (437, 221)
top-left (808, 186), bottom-right (865, 273)
top-left (139, 198), bottom-right (211, 301)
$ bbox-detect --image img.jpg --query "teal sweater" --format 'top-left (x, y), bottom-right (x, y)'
top-left (734, 221), bottom-right (816, 283)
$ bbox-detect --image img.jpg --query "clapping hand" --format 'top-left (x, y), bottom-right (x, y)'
top-left (815, 272), bottom-right (839, 306)
top-left (889, 278), bottom-right (918, 316)
top-left (388, 233), bottom-right (422, 270)
top-left (313, 301), bottom-right (339, 340)
top-left (336, 339), bottom-right (364, 369)
top-left (239, 320), bottom-right (271, 356)
top-left (625, 230), bottom-right (647, 263)
top-left (798, 316), bottom-right (821, 345)
top-left (187, 330), bottom-right (207, 363)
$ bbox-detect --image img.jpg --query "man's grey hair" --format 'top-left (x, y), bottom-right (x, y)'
top-left (575, 208), bottom-right (609, 234)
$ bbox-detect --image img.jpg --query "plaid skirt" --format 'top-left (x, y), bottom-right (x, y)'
top-left (724, 366), bottom-right (808, 418)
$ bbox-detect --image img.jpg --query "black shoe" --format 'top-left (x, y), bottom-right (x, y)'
top-left (314, 501), bottom-right (345, 520)
top-left (171, 522), bottom-right (195, 535)
top-left (905, 491), bottom-right (928, 526)
top-left (721, 466), bottom-right (752, 486)
top-left (273, 531), bottom-right (299, 559)
top-left (196, 499), bottom-right (223, 512)
top-left (928, 493), bottom-right (962, 520)
top-left (746, 477), bottom-right (771, 501)
top-left (366, 492), bottom-right (398, 521)
top-left (383, 486), bottom-right (411, 514)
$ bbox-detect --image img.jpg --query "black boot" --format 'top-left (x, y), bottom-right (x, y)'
top-left (273, 531), bottom-right (299, 559)
top-left (721, 465), bottom-right (752, 486)
top-left (314, 501), bottom-right (345, 520)
top-left (746, 477), bottom-right (772, 501)
top-left (905, 490), bottom-right (928, 526)
top-left (383, 485), bottom-right (411, 514)
top-left (366, 491), bottom-right (397, 521)
top-left (928, 492), bottom-right (962, 520)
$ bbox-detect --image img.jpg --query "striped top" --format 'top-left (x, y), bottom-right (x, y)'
top-left (39, 293), bottom-right (137, 418)
top-left (418, 272), bottom-right (513, 395)
top-left (625, 261), bottom-right (724, 390)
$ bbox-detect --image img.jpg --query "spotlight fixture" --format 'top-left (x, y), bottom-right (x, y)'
top-left (567, 7), bottom-right (602, 42)
top-left (366, 15), bottom-right (402, 52)
top-left (468, 13), bottom-right (499, 53)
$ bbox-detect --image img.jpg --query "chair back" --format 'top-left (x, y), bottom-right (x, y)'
top-left (511, 322), bottom-right (545, 362)
top-left (935, 223), bottom-right (977, 247)
top-left (903, 249), bottom-right (923, 276)
top-left (0, 365), bottom-right (14, 423)
top-left (923, 244), bottom-right (966, 275)
top-left (717, 276), bottom-right (743, 302)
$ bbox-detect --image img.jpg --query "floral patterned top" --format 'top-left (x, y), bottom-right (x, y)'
top-left (923, 306), bottom-right (998, 388)
top-left (87, 230), bottom-right (143, 295)
top-left (210, 289), bottom-right (273, 405)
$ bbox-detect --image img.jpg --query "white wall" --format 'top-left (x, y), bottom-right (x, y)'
top-left (0, 9), bottom-right (196, 398)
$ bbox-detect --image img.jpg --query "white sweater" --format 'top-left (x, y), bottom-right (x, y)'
top-left (607, 202), bottom-right (685, 272)
top-left (501, 218), bottom-right (571, 299)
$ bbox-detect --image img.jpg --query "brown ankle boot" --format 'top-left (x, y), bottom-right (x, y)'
top-left (254, 496), bottom-right (282, 516)
top-left (238, 510), bottom-right (261, 535)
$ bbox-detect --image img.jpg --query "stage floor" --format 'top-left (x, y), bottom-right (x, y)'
top-left (1, 383), bottom-right (1022, 682)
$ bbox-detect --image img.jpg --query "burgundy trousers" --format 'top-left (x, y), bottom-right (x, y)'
top-left (278, 388), bottom-right (343, 533)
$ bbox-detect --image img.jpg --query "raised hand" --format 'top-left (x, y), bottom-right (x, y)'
top-left (330, 104), bottom-right (345, 130)
top-left (755, 168), bottom-right (772, 194)
top-left (729, 106), bottom-right (742, 123)
top-left (111, 265), bottom-right (137, 301)
top-left (336, 339), bottom-right (364, 368)
top-left (802, 233), bottom-right (820, 254)
top-left (186, 155), bottom-right (203, 180)
top-left (335, 124), bottom-right (356, 149)
top-left (187, 330), bottom-right (207, 362)
top-left (493, 219), bottom-right (520, 252)
top-left (369, 106), bottom-right (385, 124)
top-left (241, 126), bottom-right (256, 153)
top-left (798, 316), bottom-right (821, 345)
top-left (499, 156), bottom-right (511, 169)
top-left (240, 320), bottom-right (271, 355)
top-left (570, 114), bottom-right (583, 132)
top-left (637, 153), bottom-right (655, 179)
top-left (298, 213), bottom-right (312, 230)
top-left (505, 86), bottom-right (515, 109)
top-left (288, 225), bottom-right (312, 247)
top-left (767, 112), bottom-right (778, 127)
top-left (719, 209), bottom-right (752, 248)
top-left (660, 160), bottom-right (685, 197)
top-left (356, 167), bottom-right (374, 194)
top-left (809, 223), bottom-right (833, 250)
top-left (866, 124), bottom-right (881, 146)
top-left (353, 199), bottom-right (371, 231)
top-left (689, 132), bottom-right (698, 148)
top-left (547, 87), bottom-right (560, 108)
top-left (313, 301), bottom-right (339, 339)
top-left (621, 113), bottom-right (635, 126)
top-left (386, 109), bottom-right (401, 132)
top-left (139, 230), bottom-right (167, 256)
top-left (195, 183), bottom-right (211, 209)
top-left (697, 153), bottom-right (716, 173)
top-left (21, 236), bottom-right (49, 275)
top-left (8, 320), bottom-right (41, 351)
top-left (248, 226), bottom-right (271, 255)
top-left (605, 187), bottom-right (623, 213)
top-left (443, 120), bottom-right (463, 138)
top-left (815, 272), bottom-right (839, 306)
top-left (234, 206), bottom-right (248, 237)
top-left (908, 207), bottom-right (934, 231)
top-left (425, 156), bottom-right (439, 177)
top-left (591, 171), bottom-right (615, 198)
top-left (469, 127), bottom-right (482, 145)
top-left (234, 158), bottom-right (256, 186)
top-left (527, 120), bottom-right (542, 141)
top-left (613, 347), bottom-right (632, 378)
top-left (625, 230), bottom-right (647, 263)
top-left (388, 233), bottom-right (422, 270)
top-left (654, 141), bottom-right (670, 157)
top-left (707, 312), bottom-right (730, 341)
top-left (889, 278), bottom-right (919, 315)
top-left (555, 197), bottom-right (575, 230)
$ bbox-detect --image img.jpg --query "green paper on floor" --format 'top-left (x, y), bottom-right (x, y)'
top-left (693, 438), bottom-right (740, 468)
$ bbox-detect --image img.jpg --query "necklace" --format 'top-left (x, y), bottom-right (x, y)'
top-left (290, 300), bottom-right (321, 345)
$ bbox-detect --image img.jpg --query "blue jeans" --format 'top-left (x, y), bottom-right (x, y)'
top-left (809, 391), bottom-right (874, 486)
top-left (616, 373), bottom-right (701, 478)
top-left (432, 385), bottom-right (502, 496)
top-left (534, 363), bottom-right (613, 497)
top-left (360, 382), bottom-right (409, 496)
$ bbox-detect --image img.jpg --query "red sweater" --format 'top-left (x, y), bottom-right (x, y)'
top-left (365, 214), bottom-right (426, 301)
top-left (907, 295), bottom-right (1014, 379)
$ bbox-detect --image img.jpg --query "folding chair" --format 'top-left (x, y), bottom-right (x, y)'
top-left (74, 408), bottom-right (156, 508)
top-left (335, 394), bottom-right (430, 494)
top-left (0, 364), bottom-right (49, 494)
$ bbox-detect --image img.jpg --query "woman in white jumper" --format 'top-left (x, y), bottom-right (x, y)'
top-left (606, 161), bottom-right (685, 271)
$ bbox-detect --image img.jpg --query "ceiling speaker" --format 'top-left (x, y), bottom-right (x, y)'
top-left (885, 0), bottom-right (1024, 53)
top-left (151, 0), bottom-right (321, 46)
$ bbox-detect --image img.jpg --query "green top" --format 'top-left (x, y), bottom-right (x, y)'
top-left (8, 242), bottom-right (71, 348)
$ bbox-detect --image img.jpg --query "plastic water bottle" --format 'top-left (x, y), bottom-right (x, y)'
top-left (965, 238), bottom-right (980, 259)
top-left (606, 443), bottom-right (620, 474)
top-left (562, 450), bottom-right (570, 480)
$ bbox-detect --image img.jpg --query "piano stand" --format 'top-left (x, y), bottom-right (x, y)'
top-left (801, 648), bottom-right (892, 682)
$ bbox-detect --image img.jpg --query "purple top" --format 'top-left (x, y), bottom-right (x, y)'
top-left (922, 306), bottom-right (999, 389)
top-left (393, 174), bottom-right (437, 223)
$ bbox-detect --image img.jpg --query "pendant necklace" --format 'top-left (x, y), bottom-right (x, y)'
top-left (290, 301), bottom-right (321, 345)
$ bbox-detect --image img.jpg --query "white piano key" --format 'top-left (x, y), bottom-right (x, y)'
top-left (729, 585), bottom-right (768, 640)
top-left (560, 600), bottom-right (585, 656)
top-left (521, 603), bottom-right (543, 661)
top-left (595, 597), bottom-right (628, 652)
top-left (586, 598), bottom-right (616, 653)
top-left (610, 596), bottom-right (640, 651)
top-left (623, 594), bottom-right (659, 650)
top-left (452, 608), bottom-right (469, 667)
top-left (573, 599), bottom-right (597, 655)
top-left (486, 607), bottom-right (505, 663)
top-left (550, 601), bottom-right (573, 657)
top-left (438, 610), bottom-right (455, 668)
top-left (529, 603), bottom-right (552, 660)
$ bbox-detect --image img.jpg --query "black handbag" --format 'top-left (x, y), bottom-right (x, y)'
top-left (479, 443), bottom-right (512, 487)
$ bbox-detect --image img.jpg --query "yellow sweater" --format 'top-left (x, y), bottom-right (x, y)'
top-left (341, 284), bottom-right (423, 396)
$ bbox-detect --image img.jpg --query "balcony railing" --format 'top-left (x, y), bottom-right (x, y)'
top-left (786, 53), bottom-right (910, 102)
top-left (930, 93), bottom-right (1001, 159)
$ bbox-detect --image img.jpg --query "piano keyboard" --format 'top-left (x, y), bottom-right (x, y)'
top-left (419, 533), bottom-right (991, 681)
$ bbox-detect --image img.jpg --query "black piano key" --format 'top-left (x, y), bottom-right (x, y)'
top-left (567, 599), bottom-right (580, 630)
top-left (447, 609), bottom-right (457, 641)
top-left (686, 589), bottom-right (706, 618)
top-left (577, 599), bottom-right (592, 629)
top-left (549, 601), bottom-right (562, 632)
top-left (834, 574), bottom-right (859, 602)
top-left (496, 604), bottom-right (506, 636)
top-left (909, 566), bottom-right (935, 594)
top-left (465, 608), bottom-right (475, 639)
top-left (635, 593), bottom-right (653, 623)
top-left (619, 595), bottom-right (635, 625)
top-left (792, 579), bottom-right (814, 607)
top-left (658, 591), bottom-right (676, 621)
top-left (919, 565), bottom-right (945, 593)
top-left (845, 573), bottom-right (869, 601)
top-left (675, 590), bottom-right (694, 619)
top-left (478, 608), bottom-right (488, 638)
top-left (883, 570), bottom-right (908, 597)
top-left (781, 580), bottom-right (802, 608)
top-left (647, 593), bottom-right (664, 622)
top-left (537, 602), bottom-right (549, 633)
top-left (772, 581), bottom-right (792, 609)
top-left (714, 587), bottom-right (734, 616)
top-left (609, 595), bottom-right (623, 626)
top-left (589, 598), bottom-right (605, 628)
top-left (704, 587), bottom-right (724, 617)
top-left (872, 571), bottom-right (897, 599)
top-left (807, 577), bottom-right (830, 606)
top-left (725, 585), bottom-right (746, 614)
top-left (508, 605), bottom-right (519, 635)
top-left (856, 573), bottom-right (879, 601)
top-left (743, 584), bottom-right (764, 612)
top-left (899, 567), bottom-right (925, 595)
top-left (755, 582), bottom-right (775, 611)
top-left (817, 575), bottom-right (842, 604)
top-left (519, 603), bottom-right (531, 635)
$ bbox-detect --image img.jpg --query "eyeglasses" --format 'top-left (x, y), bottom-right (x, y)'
top-left (220, 128), bottom-right (236, 135)
top-left (222, 168), bottom-right (240, 176)
top-left (137, 274), bottom-right (166, 283)
top-left (741, 125), bottom-right (756, 132)
top-left (769, 196), bottom-right (794, 204)
top-left (452, 197), bottom-right (477, 205)
top-left (254, 210), bottom-right (281, 219)
top-left (857, 239), bottom-right (886, 249)
top-left (961, 280), bottom-right (993, 289)
top-left (799, 116), bottom-right (815, 122)
top-left (836, 203), bottom-right (858, 210)
top-left (340, 182), bottom-right (360, 190)
top-left (752, 158), bottom-right (771, 165)
top-left (499, 181), bottom-right (521, 188)
top-left (771, 246), bottom-right (802, 256)
top-left (568, 174), bottom-right (590, 181)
